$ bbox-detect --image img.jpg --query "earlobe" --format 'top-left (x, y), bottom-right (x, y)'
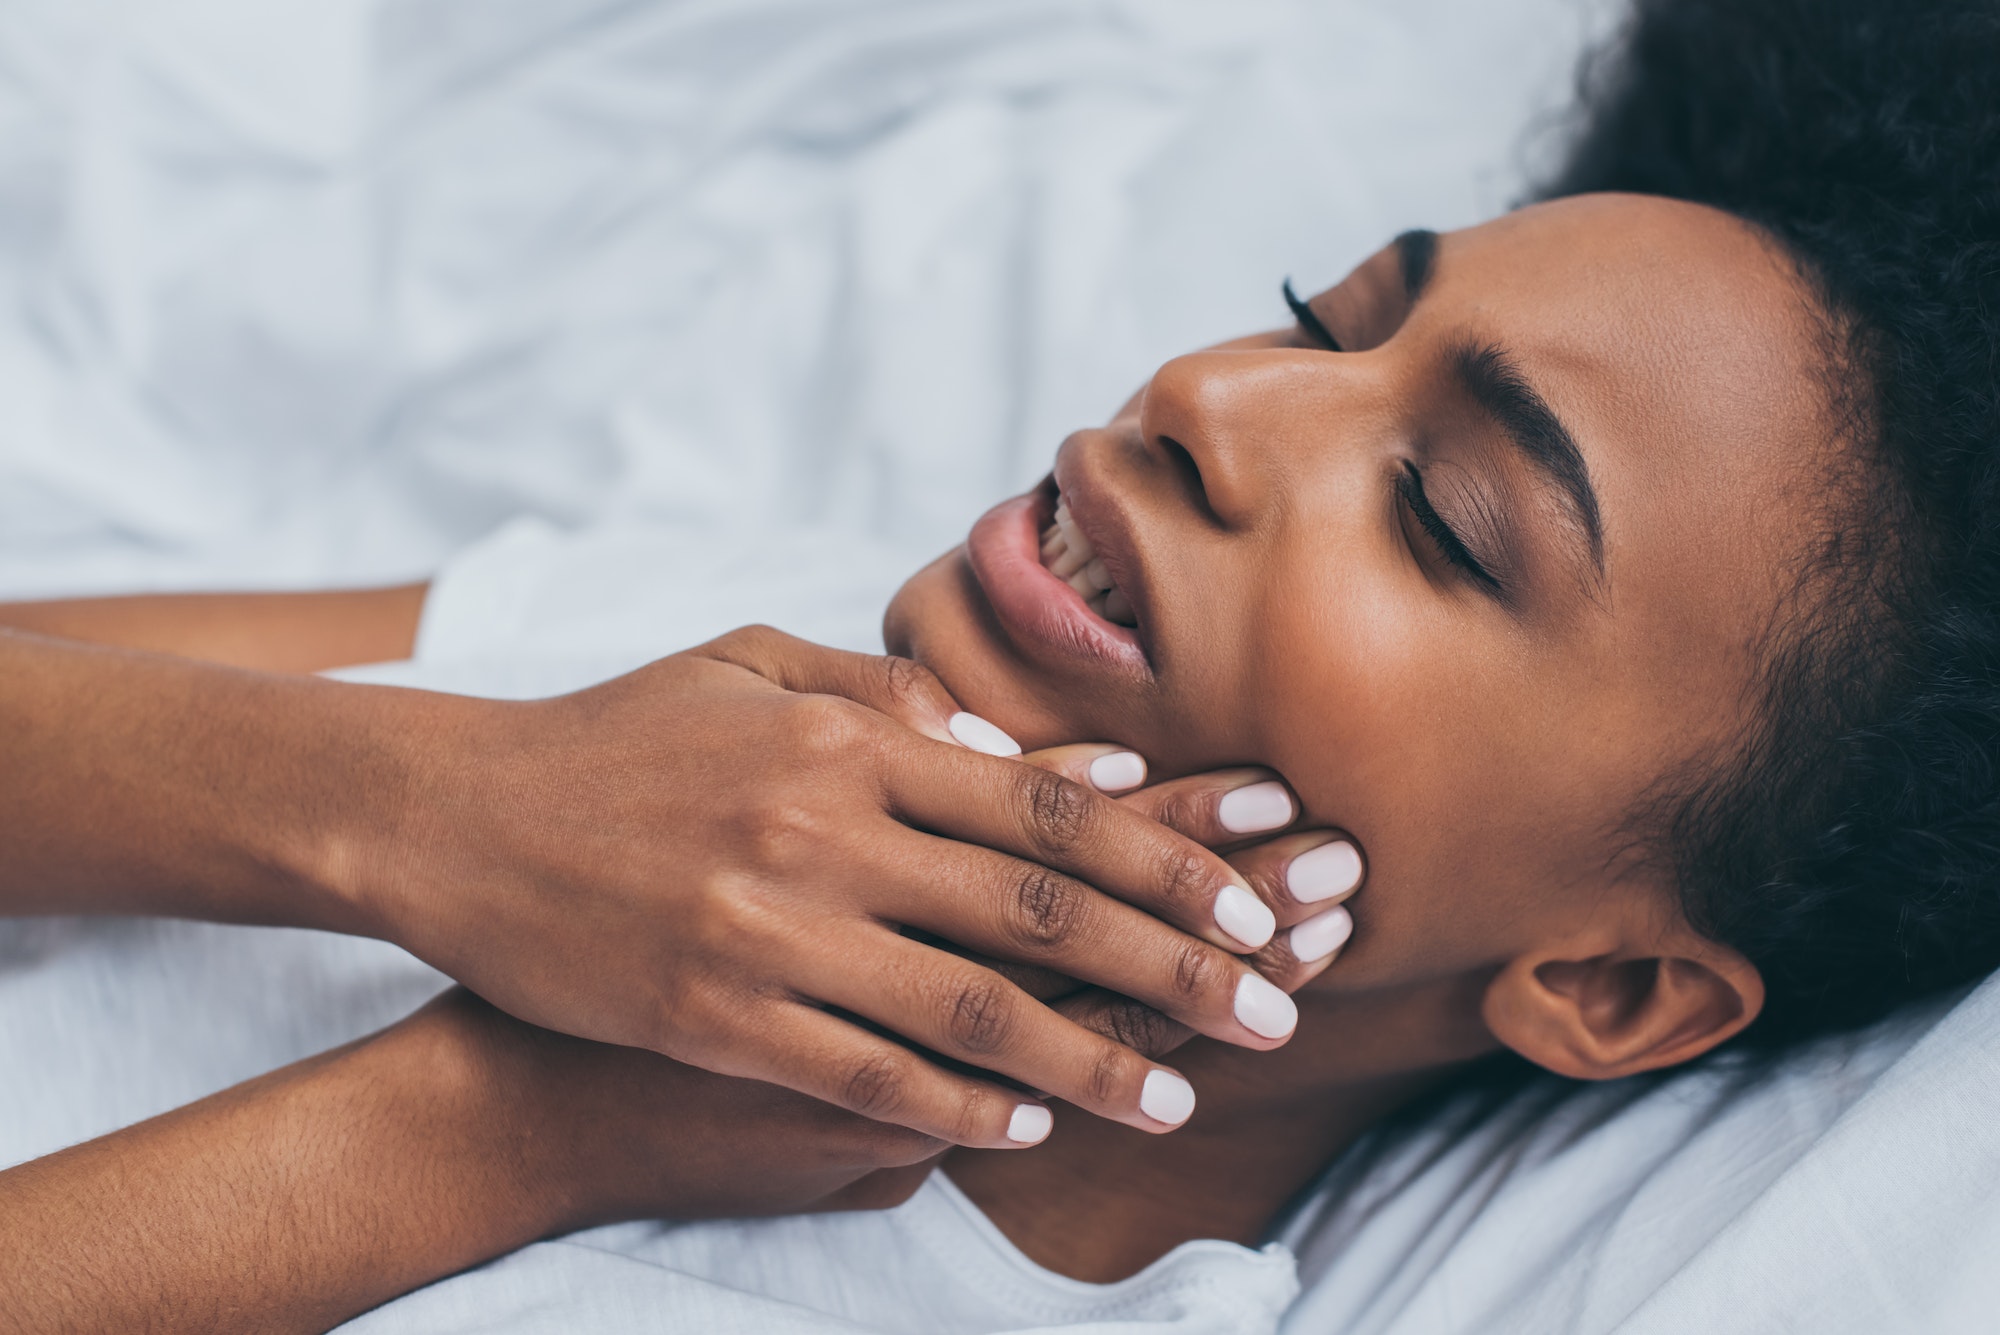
top-left (1482, 931), bottom-right (1765, 1081)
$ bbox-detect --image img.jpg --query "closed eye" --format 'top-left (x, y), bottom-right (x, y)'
top-left (1397, 462), bottom-right (1502, 594)
top-left (1283, 278), bottom-right (1342, 352)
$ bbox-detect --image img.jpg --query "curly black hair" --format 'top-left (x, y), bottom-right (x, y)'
top-left (1539, 0), bottom-right (2000, 1044)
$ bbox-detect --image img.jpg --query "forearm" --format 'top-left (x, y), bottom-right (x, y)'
top-left (0, 584), bottom-right (427, 675)
top-left (0, 628), bottom-right (453, 927)
top-left (0, 994), bottom-right (575, 1335)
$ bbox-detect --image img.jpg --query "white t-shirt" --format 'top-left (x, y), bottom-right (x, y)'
top-left (343, 1174), bottom-right (1297, 1335)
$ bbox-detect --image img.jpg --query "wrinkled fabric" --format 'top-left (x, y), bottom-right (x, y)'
top-left (0, 0), bottom-right (1603, 595)
top-left (8, 2), bottom-right (1995, 1332)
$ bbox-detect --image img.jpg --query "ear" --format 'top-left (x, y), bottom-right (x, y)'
top-left (1481, 913), bottom-right (1765, 1081)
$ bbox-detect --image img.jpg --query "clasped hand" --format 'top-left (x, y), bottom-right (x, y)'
top-left (355, 626), bottom-right (1363, 1153)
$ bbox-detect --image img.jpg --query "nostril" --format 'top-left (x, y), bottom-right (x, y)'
top-left (1158, 435), bottom-right (1220, 526)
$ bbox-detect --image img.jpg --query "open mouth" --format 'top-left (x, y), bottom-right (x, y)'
top-left (1040, 493), bottom-right (1139, 627)
top-left (964, 475), bottom-right (1152, 678)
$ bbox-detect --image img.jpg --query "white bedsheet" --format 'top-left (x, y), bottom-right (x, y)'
top-left (5, 1), bottom-right (1995, 1330)
top-left (0, 0), bottom-right (1607, 596)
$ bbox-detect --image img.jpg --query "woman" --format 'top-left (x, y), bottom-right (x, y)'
top-left (4, 0), bottom-right (1997, 1329)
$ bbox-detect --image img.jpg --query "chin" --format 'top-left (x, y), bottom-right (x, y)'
top-left (883, 548), bottom-right (1106, 750)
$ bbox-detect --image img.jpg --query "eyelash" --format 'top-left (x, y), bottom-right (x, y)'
top-left (1281, 281), bottom-right (1500, 596)
top-left (1397, 462), bottom-right (1502, 592)
top-left (1283, 278), bottom-right (1342, 352)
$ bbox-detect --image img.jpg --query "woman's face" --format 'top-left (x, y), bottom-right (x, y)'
top-left (885, 193), bottom-right (1839, 1013)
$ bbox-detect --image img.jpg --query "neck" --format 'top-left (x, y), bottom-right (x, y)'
top-left (946, 983), bottom-right (1496, 1282)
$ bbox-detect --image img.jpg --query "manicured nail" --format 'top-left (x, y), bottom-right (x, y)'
top-left (1007, 1103), bottom-right (1054, 1144)
top-left (1217, 781), bottom-right (1294, 834)
top-left (1234, 973), bottom-right (1298, 1039)
top-left (1213, 883), bottom-right (1277, 950)
top-left (948, 712), bottom-right (1022, 757)
top-left (1290, 906), bottom-right (1354, 963)
top-left (1288, 840), bottom-right (1363, 904)
top-left (1139, 1070), bottom-right (1197, 1126)
top-left (1087, 750), bottom-right (1147, 793)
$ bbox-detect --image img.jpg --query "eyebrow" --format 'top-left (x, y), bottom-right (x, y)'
top-left (1449, 339), bottom-right (1606, 574)
top-left (1394, 229), bottom-right (1438, 302)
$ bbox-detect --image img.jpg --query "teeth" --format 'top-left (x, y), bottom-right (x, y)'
top-left (1048, 504), bottom-right (1091, 579)
top-left (1040, 493), bottom-right (1138, 628)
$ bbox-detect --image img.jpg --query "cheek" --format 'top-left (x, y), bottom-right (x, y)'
top-left (1255, 571), bottom-right (1620, 986)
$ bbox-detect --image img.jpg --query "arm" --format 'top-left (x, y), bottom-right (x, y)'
top-left (0, 989), bottom-right (942, 1335)
top-left (0, 627), bottom-right (433, 926)
top-left (0, 584), bottom-right (427, 675)
top-left (2, 590), bottom-right (1347, 1147)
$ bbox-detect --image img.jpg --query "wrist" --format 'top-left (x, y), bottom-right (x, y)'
top-left (279, 681), bottom-right (498, 944)
top-left (403, 990), bottom-right (604, 1237)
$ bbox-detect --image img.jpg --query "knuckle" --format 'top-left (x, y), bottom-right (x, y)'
top-left (1083, 1043), bottom-right (1137, 1108)
top-left (946, 1090), bottom-right (991, 1147)
top-left (1021, 768), bottom-right (1093, 857)
top-left (789, 694), bottom-right (873, 758)
top-left (1158, 849), bottom-right (1213, 911)
top-left (1102, 1000), bottom-right (1181, 1058)
top-left (1149, 788), bottom-right (1207, 838)
top-left (944, 977), bottom-right (1015, 1056)
top-left (1171, 939), bottom-right (1226, 1006)
top-left (1006, 866), bottom-right (1083, 950)
top-left (879, 654), bottom-right (937, 709)
top-left (840, 1052), bottom-right (909, 1121)
top-left (741, 799), bottom-right (825, 869)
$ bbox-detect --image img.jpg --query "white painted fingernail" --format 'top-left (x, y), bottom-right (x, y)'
top-left (1288, 840), bottom-right (1363, 904)
top-left (1290, 906), bottom-right (1354, 963)
top-left (1139, 1070), bottom-right (1197, 1126)
top-left (1234, 973), bottom-right (1298, 1039)
top-left (948, 712), bottom-right (1022, 757)
top-left (1087, 750), bottom-right (1147, 793)
top-left (1007, 1103), bottom-right (1054, 1144)
top-left (1213, 883), bottom-right (1277, 950)
top-left (1217, 781), bottom-right (1294, 834)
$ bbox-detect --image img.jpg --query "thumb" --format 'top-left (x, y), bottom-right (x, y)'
top-left (692, 624), bottom-right (1019, 754)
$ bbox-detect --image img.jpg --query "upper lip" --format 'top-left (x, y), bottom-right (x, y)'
top-left (1052, 437), bottom-right (1156, 662)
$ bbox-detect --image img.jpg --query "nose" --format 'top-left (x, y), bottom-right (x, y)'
top-left (1137, 348), bottom-right (1342, 530)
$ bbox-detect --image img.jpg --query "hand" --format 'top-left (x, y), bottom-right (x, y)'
top-left (0, 987), bottom-right (953, 1335)
top-left (939, 744), bottom-right (1367, 1076)
top-left (431, 988), bottom-right (950, 1225)
top-left (354, 627), bottom-right (1340, 1150)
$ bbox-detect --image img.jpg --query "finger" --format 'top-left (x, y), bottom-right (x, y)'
top-left (1225, 831), bottom-right (1366, 928)
top-left (723, 1002), bottom-right (1060, 1149)
top-left (1245, 902), bottom-right (1354, 991)
top-left (1051, 988), bottom-right (1195, 1063)
top-left (900, 929), bottom-right (1084, 1003)
top-left (1050, 901), bottom-right (1350, 1071)
top-left (1019, 743), bottom-right (1149, 795)
top-left (807, 933), bottom-right (1201, 1134)
top-left (891, 746), bottom-right (1280, 956)
top-left (692, 624), bottom-right (982, 748)
top-left (877, 830), bottom-right (1300, 1050)
top-left (1051, 901), bottom-right (1353, 1067)
top-left (1113, 768), bottom-right (1301, 849)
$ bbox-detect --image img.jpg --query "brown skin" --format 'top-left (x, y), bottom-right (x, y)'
top-left (0, 989), bottom-right (954, 1334)
top-left (0, 584), bottom-right (430, 674)
top-left (0, 619), bottom-right (1331, 1149)
top-left (905, 194), bottom-right (1827, 1277)
top-left (0, 192), bottom-right (1847, 1313)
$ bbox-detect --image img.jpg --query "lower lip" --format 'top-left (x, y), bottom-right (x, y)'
top-left (966, 486), bottom-right (1151, 678)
